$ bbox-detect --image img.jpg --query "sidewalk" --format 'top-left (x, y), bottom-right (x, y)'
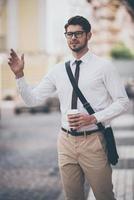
top-left (87, 114), bottom-right (134, 200)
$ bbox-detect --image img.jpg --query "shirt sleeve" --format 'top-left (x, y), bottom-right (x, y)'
top-left (16, 70), bottom-right (56, 107)
top-left (93, 62), bottom-right (130, 123)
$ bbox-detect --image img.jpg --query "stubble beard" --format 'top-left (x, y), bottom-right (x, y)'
top-left (70, 41), bottom-right (87, 53)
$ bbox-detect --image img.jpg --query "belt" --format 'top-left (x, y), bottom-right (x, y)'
top-left (61, 127), bottom-right (99, 136)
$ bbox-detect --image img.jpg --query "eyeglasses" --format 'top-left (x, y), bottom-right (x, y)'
top-left (64, 31), bottom-right (86, 39)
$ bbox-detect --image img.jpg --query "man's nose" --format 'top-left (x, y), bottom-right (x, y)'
top-left (72, 34), bottom-right (77, 39)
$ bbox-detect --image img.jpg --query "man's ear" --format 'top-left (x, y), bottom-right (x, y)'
top-left (87, 32), bottom-right (92, 40)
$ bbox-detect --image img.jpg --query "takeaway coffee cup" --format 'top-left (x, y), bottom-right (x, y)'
top-left (67, 109), bottom-right (79, 115)
top-left (67, 109), bottom-right (80, 130)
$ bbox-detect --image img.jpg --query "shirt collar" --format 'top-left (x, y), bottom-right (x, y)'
top-left (70, 50), bottom-right (92, 67)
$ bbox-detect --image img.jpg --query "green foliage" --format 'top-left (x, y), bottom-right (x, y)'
top-left (110, 42), bottom-right (134, 59)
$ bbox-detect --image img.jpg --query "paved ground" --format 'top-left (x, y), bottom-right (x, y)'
top-left (0, 111), bottom-right (62, 200)
top-left (0, 107), bottom-right (134, 200)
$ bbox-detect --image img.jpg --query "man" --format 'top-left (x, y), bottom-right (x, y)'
top-left (8, 16), bottom-right (129, 200)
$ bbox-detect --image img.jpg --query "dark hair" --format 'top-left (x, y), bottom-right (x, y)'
top-left (64, 16), bottom-right (91, 33)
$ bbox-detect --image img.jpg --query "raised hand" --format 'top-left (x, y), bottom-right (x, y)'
top-left (8, 49), bottom-right (24, 78)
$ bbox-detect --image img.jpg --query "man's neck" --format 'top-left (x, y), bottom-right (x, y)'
top-left (72, 47), bottom-right (89, 60)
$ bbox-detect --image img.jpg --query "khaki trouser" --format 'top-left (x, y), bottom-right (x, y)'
top-left (57, 130), bottom-right (116, 200)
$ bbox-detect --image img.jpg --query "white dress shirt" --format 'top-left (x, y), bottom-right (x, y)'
top-left (16, 51), bottom-right (129, 131)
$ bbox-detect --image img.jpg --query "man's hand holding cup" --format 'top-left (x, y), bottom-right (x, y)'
top-left (67, 109), bottom-right (97, 131)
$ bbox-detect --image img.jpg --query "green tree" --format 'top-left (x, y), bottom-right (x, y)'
top-left (110, 42), bottom-right (134, 59)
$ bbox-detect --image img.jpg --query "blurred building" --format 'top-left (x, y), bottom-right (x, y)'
top-left (87, 0), bottom-right (134, 56)
top-left (0, 0), bottom-right (64, 99)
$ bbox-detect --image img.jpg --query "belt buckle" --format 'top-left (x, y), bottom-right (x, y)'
top-left (67, 129), bottom-right (69, 137)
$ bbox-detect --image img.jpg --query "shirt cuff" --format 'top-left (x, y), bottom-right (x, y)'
top-left (93, 112), bottom-right (103, 123)
top-left (16, 76), bottom-right (27, 89)
top-left (16, 76), bottom-right (25, 81)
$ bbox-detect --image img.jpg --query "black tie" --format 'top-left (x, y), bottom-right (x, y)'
top-left (71, 60), bottom-right (82, 109)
